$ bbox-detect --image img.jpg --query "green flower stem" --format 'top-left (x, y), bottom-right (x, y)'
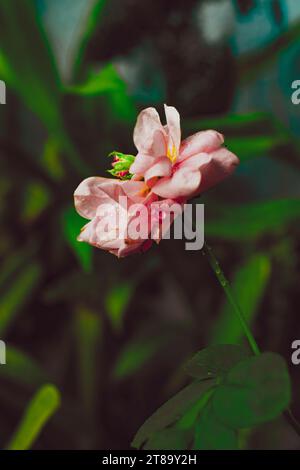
top-left (203, 241), bottom-right (300, 437)
top-left (203, 242), bottom-right (260, 356)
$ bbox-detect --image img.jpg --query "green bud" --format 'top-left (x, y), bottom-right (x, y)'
top-left (107, 151), bottom-right (135, 180)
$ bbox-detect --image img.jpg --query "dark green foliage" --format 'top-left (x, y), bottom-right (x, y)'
top-left (0, 0), bottom-right (299, 451)
top-left (134, 348), bottom-right (291, 450)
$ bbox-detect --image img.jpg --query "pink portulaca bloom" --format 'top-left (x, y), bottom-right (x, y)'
top-left (130, 105), bottom-right (239, 199)
top-left (74, 105), bottom-right (239, 257)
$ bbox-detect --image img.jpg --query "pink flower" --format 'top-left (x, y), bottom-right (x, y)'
top-left (74, 104), bottom-right (239, 257)
top-left (74, 177), bottom-right (182, 257)
top-left (130, 105), bottom-right (239, 199)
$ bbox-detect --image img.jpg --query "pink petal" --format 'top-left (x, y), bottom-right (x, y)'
top-left (133, 107), bottom-right (166, 154)
top-left (116, 240), bottom-right (146, 258)
top-left (130, 153), bottom-right (156, 175)
top-left (120, 180), bottom-right (153, 203)
top-left (152, 167), bottom-right (201, 199)
top-left (74, 177), bottom-right (122, 219)
top-left (164, 104), bottom-right (181, 155)
top-left (144, 157), bottom-right (172, 186)
top-left (179, 130), bottom-right (224, 161)
top-left (150, 198), bottom-right (183, 243)
top-left (179, 152), bottom-right (212, 171)
top-left (197, 147), bottom-right (239, 194)
top-left (77, 218), bottom-right (99, 244)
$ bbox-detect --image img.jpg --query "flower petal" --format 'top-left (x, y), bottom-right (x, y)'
top-left (120, 180), bottom-right (154, 203)
top-left (164, 104), bottom-right (181, 156)
top-left (179, 130), bottom-right (224, 161)
top-left (130, 153), bottom-right (155, 175)
top-left (150, 198), bottom-right (183, 243)
top-left (144, 157), bottom-right (172, 186)
top-left (179, 152), bottom-right (212, 171)
top-left (133, 107), bottom-right (166, 154)
top-left (197, 147), bottom-right (239, 193)
top-left (74, 177), bottom-right (122, 219)
top-left (152, 167), bottom-right (201, 199)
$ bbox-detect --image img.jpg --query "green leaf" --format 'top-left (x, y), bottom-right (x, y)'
top-left (184, 345), bottom-right (250, 380)
top-left (0, 346), bottom-right (47, 387)
top-left (105, 282), bottom-right (134, 331)
top-left (194, 401), bottom-right (238, 450)
top-left (225, 135), bottom-right (286, 162)
top-left (21, 181), bottom-right (51, 223)
top-left (212, 353), bottom-right (291, 429)
top-left (74, 306), bottom-right (102, 417)
top-left (62, 206), bottom-right (92, 273)
top-left (67, 63), bottom-right (136, 123)
top-left (0, 1), bottom-right (88, 175)
top-left (0, 0), bottom-right (61, 134)
top-left (112, 337), bottom-right (161, 380)
top-left (66, 63), bottom-right (125, 96)
top-left (176, 388), bottom-right (215, 431)
top-left (132, 379), bottom-right (217, 449)
top-left (7, 384), bottom-right (61, 450)
top-left (206, 199), bottom-right (300, 240)
top-left (183, 112), bottom-right (274, 135)
top-left (144, 428), bottom-right (190, 451)
top-left (0, 263), bottom-right (41, 336)
top-left (211, 254), bottom-right (271, 345)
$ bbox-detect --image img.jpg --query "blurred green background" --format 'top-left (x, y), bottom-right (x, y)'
top-left (0, 0), bottom-right (300, 450)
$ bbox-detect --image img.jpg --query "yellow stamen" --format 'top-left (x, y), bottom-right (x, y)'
top-left (167, 143), bottom-right (177, 163)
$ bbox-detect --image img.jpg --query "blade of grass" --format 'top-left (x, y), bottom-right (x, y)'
top-left (7, 384), bottom-right (61, 450)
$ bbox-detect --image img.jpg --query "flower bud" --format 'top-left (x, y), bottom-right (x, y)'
top-left (107, 151), bottom-right (135, 180)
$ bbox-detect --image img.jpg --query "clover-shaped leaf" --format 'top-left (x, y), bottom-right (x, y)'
top-left (184, 344), bottom-right (250, 380)
top-left (194, 401), bottom-right (238, 450)
top-left (212, 352), bottom-right (291, 429)
top-left (132, 379), bottom-right (216, 449)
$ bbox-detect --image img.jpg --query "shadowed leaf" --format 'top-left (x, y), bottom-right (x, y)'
top-left (194, 401), bottom-right (238, 450)
top-left (132, 379), bottom-right (217, 449)
top-left (0, 346), bottom-right (47, 387)
top-left (212, 353), bottom-right (291, 429)
top-left (184, 345), bottom-right (250, 380)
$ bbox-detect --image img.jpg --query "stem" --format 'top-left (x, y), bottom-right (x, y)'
top-left (203, 242), bottom-right (260, 356)
top-left (203, 241), bottom-right (300, 437)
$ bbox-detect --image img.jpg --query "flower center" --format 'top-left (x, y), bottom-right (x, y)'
top-left (167, 143), bottom-right (177, 164)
